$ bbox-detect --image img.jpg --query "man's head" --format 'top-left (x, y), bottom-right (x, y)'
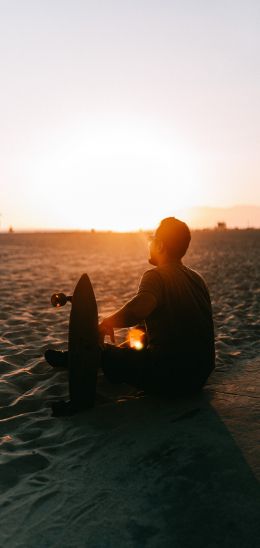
top-left (149, 217), bottom-right (191, 266)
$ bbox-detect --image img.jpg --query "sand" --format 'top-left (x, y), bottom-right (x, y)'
top-left (0, 230), bottom-right (259, 547)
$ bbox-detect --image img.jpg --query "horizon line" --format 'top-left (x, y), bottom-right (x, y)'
top-left (1, 225), bottom-right (260, 235)
top-left (1, 204), bottom-right (260, 233)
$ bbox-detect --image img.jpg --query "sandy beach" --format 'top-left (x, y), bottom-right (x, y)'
top-left (0, 230), bottom-right (260, 547)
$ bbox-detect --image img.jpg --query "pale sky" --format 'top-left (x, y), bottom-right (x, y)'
top-left (0, 0), bottom-right (259, 230)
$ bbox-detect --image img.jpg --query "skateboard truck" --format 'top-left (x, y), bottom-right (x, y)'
top-left (51, 292), bottom-right (72, 307)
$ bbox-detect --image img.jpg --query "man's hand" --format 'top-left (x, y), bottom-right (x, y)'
top-left (98, 318), bottom-right (115, 344)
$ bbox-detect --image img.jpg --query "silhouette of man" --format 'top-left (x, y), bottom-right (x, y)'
top-left (46, 217), bottom-right (215, 413)
top-left (99, 217), bottom-right (215, 394)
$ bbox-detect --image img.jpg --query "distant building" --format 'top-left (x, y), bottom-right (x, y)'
top-left (216, 222), bottom-right (227, 231)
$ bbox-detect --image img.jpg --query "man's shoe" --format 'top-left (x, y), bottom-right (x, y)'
top-left (51, 398), bottom-right (94, 417)
top-left (45, 349), bottom-right (69, 368)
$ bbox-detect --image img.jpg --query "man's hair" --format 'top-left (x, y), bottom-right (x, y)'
top-left (155, 217), bottom-right (191, 259)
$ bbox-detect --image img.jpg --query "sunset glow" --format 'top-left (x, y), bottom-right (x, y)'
top-left (1, 1), bottom-right (260, 230)
top-left (128, 328), bottom-right (145, 350)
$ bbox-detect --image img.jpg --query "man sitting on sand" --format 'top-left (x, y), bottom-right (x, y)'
top-left (45, 217), bottom-right (215, 413)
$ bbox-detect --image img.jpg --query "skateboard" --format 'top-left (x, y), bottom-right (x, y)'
top-left (52, 274), bottom-right (101, 416)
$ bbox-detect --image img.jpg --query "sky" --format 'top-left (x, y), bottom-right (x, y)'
top-left (0, 0), bottom-right (259, 231)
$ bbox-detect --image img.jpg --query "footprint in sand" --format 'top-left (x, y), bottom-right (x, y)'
top-left (0, 452), bottom-right (49, 490)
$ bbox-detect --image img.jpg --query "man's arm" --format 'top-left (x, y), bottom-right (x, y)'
top-left (99, 292), bottom-right (157, 342)
top-left (104, 292), bottom-right (157, 327)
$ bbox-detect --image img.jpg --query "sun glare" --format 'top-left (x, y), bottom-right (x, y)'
top-left (21, 115), bottom-right (204, 231)
top-left (128, 328), bottom-right (145, 350)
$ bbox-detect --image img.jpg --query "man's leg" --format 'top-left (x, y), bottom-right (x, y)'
top-left (101, 347), bottom-right (209, 398)
top-left (101, 344), bottom-right (152, 391)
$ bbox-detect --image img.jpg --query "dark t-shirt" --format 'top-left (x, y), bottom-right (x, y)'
top-left (138, 262), bottom-right (215, 375)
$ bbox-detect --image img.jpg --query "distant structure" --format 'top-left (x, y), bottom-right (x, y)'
top-left (216, 222), bottom-right (227, 231)
top-left (8, 226), bottom-right (14, 233)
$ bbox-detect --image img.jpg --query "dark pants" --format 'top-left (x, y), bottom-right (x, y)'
top-left (101, 344), bottom-right (211, 397)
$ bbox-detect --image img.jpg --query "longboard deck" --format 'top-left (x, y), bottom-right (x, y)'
top-left (52, 274), bottom-right (101, 416)
top-left (68, 274), bottom-right (100, 409)
top-left (68, 274), bottom-right (98, 351)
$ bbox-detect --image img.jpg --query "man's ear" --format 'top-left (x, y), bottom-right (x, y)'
top-left (157, 239), bottom-right (164, 253)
